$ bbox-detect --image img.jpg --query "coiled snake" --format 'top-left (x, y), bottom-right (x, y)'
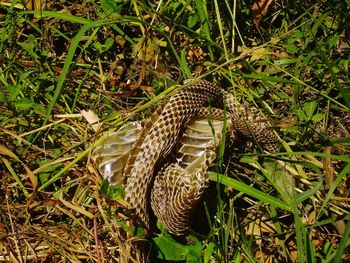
top-left (92, 80), bottom-right (278, 235)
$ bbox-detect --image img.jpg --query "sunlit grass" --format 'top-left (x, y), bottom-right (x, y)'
top-left (0, 0), bottom-right (349, 262)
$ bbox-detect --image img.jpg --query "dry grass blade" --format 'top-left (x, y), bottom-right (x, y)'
top-left (0, 0), bottom-right (349, 262)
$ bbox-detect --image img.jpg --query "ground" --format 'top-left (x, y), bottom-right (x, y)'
top-left (0, 0), bottom-right (349, 262)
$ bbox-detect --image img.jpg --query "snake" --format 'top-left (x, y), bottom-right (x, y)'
top-left (92, 80), bottom-right (278, 235)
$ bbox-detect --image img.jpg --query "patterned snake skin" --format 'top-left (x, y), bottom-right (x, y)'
top-left (92, 80), bottom-right (278, 235)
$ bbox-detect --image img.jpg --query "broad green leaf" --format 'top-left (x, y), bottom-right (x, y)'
top-left (100, 179), bottom-right (124, 200)
top-left (185, 236), bottom-right (202, 263)
top-left (153, 234), bottom-right (187, 260)
top-left (204, 242), bottom-right (215, 263)
top-left (18, 34), bottom-right (38, 59)
top-left (286, 43), bottom-right (298, 54)
top-left (312, 113), bottom-right (324, 123)
top-left (265, 160), bottom-right (295, 202)
top-left (39, 173), bottom-right (50, 185)
top-left (153, 231), bottom-right (202, 261)
top-left (94, 42), bottom-right (103, 53)
top-left (101, 0), bottom-right (123, 13)
top-left (15, 98), bottom-right (34, 111)
top-left (187, 14), bottom-right (198, 28)
top-left (104, 37), bottom-right (114, 50)
top-left (303, 101), bottom-right (317, 121)
top-left (9, 84), bottom-right (22, 100)
top-left (94, 37), bottom-right (115, 54)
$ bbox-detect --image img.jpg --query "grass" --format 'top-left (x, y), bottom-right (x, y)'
top-left (0, 0), bottom-right (349, 262)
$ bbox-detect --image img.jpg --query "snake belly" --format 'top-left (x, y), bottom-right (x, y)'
top-left (151, 117), bottom-right (233, 235)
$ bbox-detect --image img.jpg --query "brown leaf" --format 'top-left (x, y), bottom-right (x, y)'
top-left (0, 144), bottom-right (18, 159)
top-left (252, 0), bottom-right (274, 26)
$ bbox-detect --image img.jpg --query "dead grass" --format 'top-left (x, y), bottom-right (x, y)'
top-left (0, 0), bottom-right (349, 262)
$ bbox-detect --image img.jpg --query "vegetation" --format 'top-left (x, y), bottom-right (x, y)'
top-left (0, 0), bottom-right (349, 262)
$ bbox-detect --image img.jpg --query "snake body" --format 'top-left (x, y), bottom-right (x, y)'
top-left (92, 80), bottom-right (278, 235)
top-left (151, 117), bottom-right (232, 234)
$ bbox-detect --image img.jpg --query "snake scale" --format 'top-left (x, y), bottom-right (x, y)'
top-left (92, 80), bottom-right (278, 235)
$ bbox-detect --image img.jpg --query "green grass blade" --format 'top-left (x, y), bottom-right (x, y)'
top-left (292, 202), bottom-right (306, 263)
top-left (195, 0), bottom-right (214, 60)
top-left (317, 162), bottom-right (350, 220)
top-left (333, 213), bottom-right (350, 263)
top-left (43, 19), bottom-right (114, 124)
top-left (208, 172), bottom-right (292, 211)
top-left (20, 10), bottom-right (92, 25)
top-left (2, 157), bottom-right (29, 197)
top-left (37, 136), bottom-right (103, 191)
